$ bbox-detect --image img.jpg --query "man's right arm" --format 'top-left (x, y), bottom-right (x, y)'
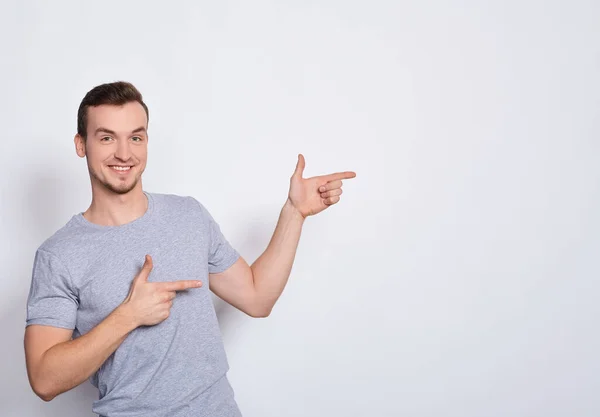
top-left (24, 303), bottom-right (137, 402)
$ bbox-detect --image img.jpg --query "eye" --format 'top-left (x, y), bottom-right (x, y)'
top-left (131, 136), bottom-right (143, 142)
top-left (101, 136), bottom-right (112, 142)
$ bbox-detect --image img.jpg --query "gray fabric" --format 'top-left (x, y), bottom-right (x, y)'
top-left (25, 191), bottom-right (242, 417)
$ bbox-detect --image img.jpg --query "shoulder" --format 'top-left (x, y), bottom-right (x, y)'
top-left (36, 216), bottom-right (86, 260)
top-left (146, 191), bottom-right (213, 220)
top-left (147, 191), bottom-right (201, 210)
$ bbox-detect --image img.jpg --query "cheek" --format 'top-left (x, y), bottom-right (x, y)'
top-left (135, 149), bottom-right (148, 163)
top-left (86, 144), bottom-right (109, 160)
top-left (87, 151), bottom-right (113, 172)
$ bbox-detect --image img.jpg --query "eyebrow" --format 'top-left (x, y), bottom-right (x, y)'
top-left (95, 126), bottom-right (147, 136)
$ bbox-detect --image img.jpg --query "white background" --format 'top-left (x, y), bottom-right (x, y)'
top-left (1, 1), bottom-right (599, 416)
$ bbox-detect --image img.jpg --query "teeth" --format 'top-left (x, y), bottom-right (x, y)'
top-left (111, 166), bottom-right (131, 171)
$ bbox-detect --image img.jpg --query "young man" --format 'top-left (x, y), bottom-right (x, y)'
top-left (23, 81), bottom-right (356, 417)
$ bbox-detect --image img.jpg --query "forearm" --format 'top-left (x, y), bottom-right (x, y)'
top-left (35, 304), bottom-right (138, 401)
top-left (250, 199), bottom-right (305, 314)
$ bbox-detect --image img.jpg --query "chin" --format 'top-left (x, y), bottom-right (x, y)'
top-left (110, 180), bottom-right (139, 195)
top-left (110, 186), bottom-right (136, 195)
top-left (99, 178), bottom-right (139, 195)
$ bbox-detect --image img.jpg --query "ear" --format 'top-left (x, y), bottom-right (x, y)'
top-left (74, 134), bottom-right (86, 158)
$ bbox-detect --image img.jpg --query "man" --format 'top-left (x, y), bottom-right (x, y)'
top-left (23, 81), bottom-right (356, 417)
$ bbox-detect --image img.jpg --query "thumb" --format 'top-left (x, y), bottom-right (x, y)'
top-left (292, 153), bottom-right (305, 179)
top-left (135, 254), bottom-right (153, 283)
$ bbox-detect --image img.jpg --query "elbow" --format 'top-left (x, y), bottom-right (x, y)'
top-left (32, 382), bottom-right (56, 402)
top-left (246, 291), bottom-right (275, 318)
top-left (29, 372), bottom-right (58, 402)
top-left (39, 393), bottom-right (56, 403)
top-left (248, 305), bottom-right (272, 318)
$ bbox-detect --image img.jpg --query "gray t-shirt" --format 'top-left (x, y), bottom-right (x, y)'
top-left (25, 191), bottom-right (243, 417)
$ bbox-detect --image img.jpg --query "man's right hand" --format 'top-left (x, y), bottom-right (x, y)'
top-left (121, 254), bottom-right (203, 327)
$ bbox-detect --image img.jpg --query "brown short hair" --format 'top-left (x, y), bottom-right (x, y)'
top-left (77, 81), bottom-right (149, 140)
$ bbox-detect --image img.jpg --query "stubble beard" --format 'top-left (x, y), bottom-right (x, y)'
top-left (89, 165), bottom-right (140, 195)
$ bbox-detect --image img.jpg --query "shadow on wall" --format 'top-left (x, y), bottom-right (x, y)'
top-left (25, 173), bottom-right (76, 242)
top-left (212, 209), bottom-right (277, 343)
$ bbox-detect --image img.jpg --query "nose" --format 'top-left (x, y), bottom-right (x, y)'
top-left (114, 138), bottom-right (132, 161)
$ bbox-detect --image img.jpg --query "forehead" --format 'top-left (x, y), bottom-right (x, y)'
top-left (87, 102), bottom-right (147, 132)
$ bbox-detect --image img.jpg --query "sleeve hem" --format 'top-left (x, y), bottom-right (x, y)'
top-left (208, 250), bottom-right (240, 274)
top-left (26, 318), bottom-right (76, 330)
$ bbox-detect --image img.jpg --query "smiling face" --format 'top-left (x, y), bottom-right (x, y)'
top-left (74, 101), bottom-right (148, 195)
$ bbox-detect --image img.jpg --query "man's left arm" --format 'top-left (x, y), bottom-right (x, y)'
top-left (209, 154), bottom-right (356, 318)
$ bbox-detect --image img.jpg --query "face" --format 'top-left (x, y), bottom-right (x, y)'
top-left (75, 101), bottom-right (148, 195)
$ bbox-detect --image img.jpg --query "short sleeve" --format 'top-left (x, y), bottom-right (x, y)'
top-left (191, 197), bottom-right (240, 274)
top-left (25, 249), bottom-right (79, 329)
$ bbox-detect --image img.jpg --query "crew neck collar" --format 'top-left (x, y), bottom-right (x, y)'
top-left (74, 191), bottom-right (154, 231)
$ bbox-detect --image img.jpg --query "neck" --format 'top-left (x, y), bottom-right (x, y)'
top-left (83, 183), bottom-right (148, 227)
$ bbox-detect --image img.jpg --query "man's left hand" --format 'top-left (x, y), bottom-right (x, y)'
top-left (287, 154), bottom-right (356, 219)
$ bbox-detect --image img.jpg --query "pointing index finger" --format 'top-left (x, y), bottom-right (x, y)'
top-left (159, 280), bottom-right (203, 291)
top-left (321, 171), bottom-right (357, 182)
